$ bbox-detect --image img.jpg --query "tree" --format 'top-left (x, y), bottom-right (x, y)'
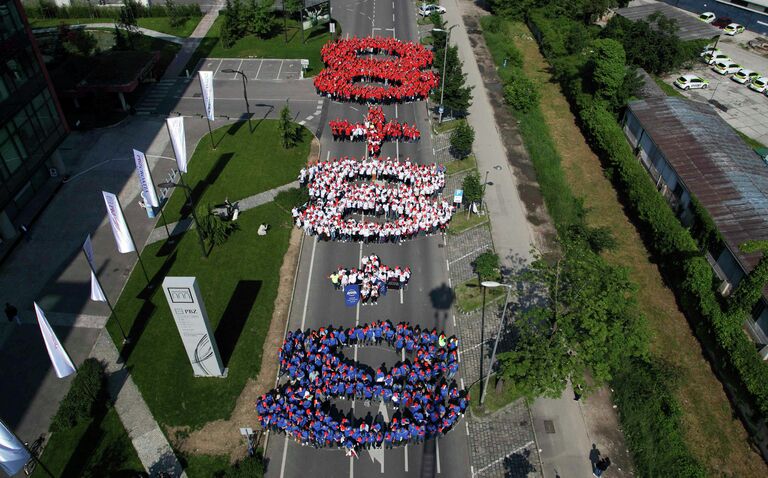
top-left (279, 105), bottom-right (300, 148)
top-left (589, 38), bottom-right (626, 101)
top-left (222, 453), bottom-right (265, 477)
top-left (503, 75), bottom-right (540, 113)
top-left (497, 247), bottom-right (647, 400)
top-left (450, 122), bottom-right (475, 158)
top-left (166, 0), bottom-right (189, 28)
top-left (432, 46), bottom-right (473, 115)
top-left (473, 250), bottom-right (500, 283)
top-left (115, 0), bottom-right (142, 50)
top-left (461, 171), bottom-right (483, 210)
top-left (249, 0), bottom-right (277, 38)
top-left (197, 204), bottom-right (239, 247)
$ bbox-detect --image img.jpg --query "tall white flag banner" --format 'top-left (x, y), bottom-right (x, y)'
top-left (102, 191), bottom-right (135, 254)
top-left (90, 271), bottom-right (107, 302)
top-left (198, 70), bottom-right (214, 121)
top-left (0, 419), bottom-right (30, 476)
top-left (83, 234), bottom-right (96, 269)
top-left (133, 149), bottom-right (159, 208)
top-left (165, 117), bottom-right (187, 173)
top-left (33, 302), bottom-right (76, 379)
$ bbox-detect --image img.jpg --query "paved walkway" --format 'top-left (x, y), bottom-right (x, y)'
top-left (163, 2), bottom-right (225, 79)
top-left (145, 180), bottom-right (299, 245)
top-left (31, 23), bottom-right (184, 45)
top-left (90, 330), bottom-right (188, 477)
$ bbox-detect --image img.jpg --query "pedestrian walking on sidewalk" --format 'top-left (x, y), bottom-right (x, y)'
top-left (5, 302), bottom-right (20, 325)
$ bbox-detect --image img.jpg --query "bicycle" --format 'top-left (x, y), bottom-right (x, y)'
top-left (23, 435), bottom-right (45, 476)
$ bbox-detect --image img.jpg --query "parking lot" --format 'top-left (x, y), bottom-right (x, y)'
top-left (663, 33), bottom-right (768, 146)
top-left (195, 58), bottom-right (306, 81)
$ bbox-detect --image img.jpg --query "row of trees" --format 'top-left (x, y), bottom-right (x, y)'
top-left (220, 0), bottom-right (304, 47)
top-left (429, 13), bottom-right (473, 117)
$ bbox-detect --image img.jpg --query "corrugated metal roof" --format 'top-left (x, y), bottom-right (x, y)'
top-left (616, 3), bottom-right (721, 41)
top-left (635, 67), bottom-right (667, 99)
top-left (628, 97), bottom-right (768, 273)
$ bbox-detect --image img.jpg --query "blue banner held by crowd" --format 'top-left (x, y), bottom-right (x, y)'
top-left (344, 284), bottom-right (360, 307)
top-left (378, 281), bottom-right (387, 296)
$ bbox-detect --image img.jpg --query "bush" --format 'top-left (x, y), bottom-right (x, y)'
top-left (472, 250), bottom-right (500, 281)
top-left (449, 122), bottom-right (475, 158)
top-left (221, 452), bottom-right (265, 477)
top-left (50, 358), bottom-right (106, 432)
top-left (503, 74), bottom-right (540, 113)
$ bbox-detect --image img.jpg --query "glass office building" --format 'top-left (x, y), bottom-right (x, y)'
top-left (0, 0), bottom-right (68, 251)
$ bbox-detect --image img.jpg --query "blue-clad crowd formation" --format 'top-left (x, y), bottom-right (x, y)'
top-left (257, 321), bottom-right (469, 450)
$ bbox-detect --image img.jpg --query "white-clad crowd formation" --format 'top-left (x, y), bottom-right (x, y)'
top-left (294, 158), bottom-right (454, 242)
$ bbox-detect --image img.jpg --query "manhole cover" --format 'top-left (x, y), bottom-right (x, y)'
top-left (494, 165), bottom-right (502, 170)
top-left (543, 420), bottom-right (555, 434)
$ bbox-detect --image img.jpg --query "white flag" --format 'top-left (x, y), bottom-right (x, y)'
top-left (102, 191), bottom-right (135, 254)
top-left (166, 117), bottom-right (187, 173)
top-left (198, 70), bottom-right (215, 121)
top-left (83, 234), bottom-right (95, 269)
top-left (33, 302), bottom-right (76, 379)
top-left (90, 271), bottom-right (107, 302)
top-left (133, 149), bottom-right (159, 208)
top-left (0, 419), bottom-right (30, 476)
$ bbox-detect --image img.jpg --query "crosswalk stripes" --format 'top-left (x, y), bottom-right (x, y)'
top-left (134, 78), bottom-right (190, 115)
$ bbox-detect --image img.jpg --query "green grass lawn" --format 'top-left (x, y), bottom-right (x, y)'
top-left (454, 278), bottom-right (506, 313)
top-left (181, 453), bottom-right (231, 478)
top-left (162, 120), bottom-right (311, 224)
top-left (28, 16), bottom-right (201, 37)
top-left (185, 17), bottom-right (334, 76)
top-left (653, 75), bottom-right (684, 98)
top-left (468, 380), bottom-right (523, 415)
top-left (31, 406), bottom-right (142, 478)
top-left (434, 118), bottom-right (466, 134)
top-left (107, 201), bottom-right (292, 429)
top-left (445, 154), bottom-right (476, 176)
top-left (448, 209), bottom-right (488, 235)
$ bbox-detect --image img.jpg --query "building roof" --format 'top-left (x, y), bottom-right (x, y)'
top-left (616, 2), bottom-right (721, 41)
top-left (627, 97), bottom-right (768, 273)
top-left (635, 67), bottom-right (667, 99)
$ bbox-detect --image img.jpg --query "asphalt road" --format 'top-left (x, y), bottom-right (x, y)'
top-left (262, 1), bottom-right (473, 477)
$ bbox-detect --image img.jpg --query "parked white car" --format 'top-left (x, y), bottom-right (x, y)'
top-left (418, 4), bottom-right (446, 17)
top-left (724, 23), bottom-right (746, 35)
top-left (713, 60), bottom-right (741, 75)
top-left (703, 51), bottom-right (730, 65)
top-left (749, 76), bottom-right (768, 93)
top-left (674, 74), bottom-right (710, 90)
top-left (700, 45), bottom-right (718, 57)
top-left (699, 12), bottom-right (716, 23)
top-left (732, 68), bottom-right (760, 84)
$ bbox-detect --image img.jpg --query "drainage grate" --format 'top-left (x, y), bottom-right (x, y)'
top-left (543, 420), bottom-right (555, 434)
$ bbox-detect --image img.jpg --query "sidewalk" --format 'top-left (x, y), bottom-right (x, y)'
top-left (31, 23), bottom-right (185, 45)
top-left (90, 330), bottom-right (187, 477)
top-left (163, 1), bottom-right (225, 79)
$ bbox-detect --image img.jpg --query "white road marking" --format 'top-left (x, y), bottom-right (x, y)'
top-left (446, 259), bottom-right (450, 271)
top-left (473, 442), bottom-right (535, 476)
top-left (452, 314), bottom-right (456, 327)
top-left (254, 58), bottom-right (264, 79)
top-left (349, 455), bottom-right (354, 478)
top-left (401, 348), bottom-right (405, 361)
top-left (279, 436), bottom-right (289, 478)
top-left (404, 444), bottom-right (409, 472)
top-left (465, 421), bottom-right (470, 436)
top-left (300, 238), bottom-right (318, 331)
top-left (461, 378), bottom-right (465, 390)
top-left (234, 59), bottom-right (243, 79)
top-left (400, 287), bottom-right (403, 304)
top-left (436, 436), bottom-right (441, 474)
top-left (326, 150), bottom-right (331, 161)
top-left (393, 13), bottom-right (395, 21)
top-left (277, 60), bottom-right (285, 80)
top-left (299, 120), bottom-right (306, 125)
top-left (447, 276), bottom-right (451, 288)
top-left (212, 58), bottom-right (223, 77)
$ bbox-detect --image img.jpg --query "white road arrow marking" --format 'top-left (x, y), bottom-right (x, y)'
top-left (367, 401), bottom-right (388, 472)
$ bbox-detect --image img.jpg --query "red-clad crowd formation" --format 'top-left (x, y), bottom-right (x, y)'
top-left (314, 36), bottom-right (439, 103)
top-left (329, 106), bottom-right (421, 157)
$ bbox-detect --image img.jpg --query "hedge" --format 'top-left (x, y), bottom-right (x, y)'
top-left (50, 358), bottom-right (106, 432)
top-left (25, 0), bottom-right (202, 20)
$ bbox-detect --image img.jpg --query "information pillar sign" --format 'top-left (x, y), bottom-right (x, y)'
top-left (162, 276), bottom-right (225, 377)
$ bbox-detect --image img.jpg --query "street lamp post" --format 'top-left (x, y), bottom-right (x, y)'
top-left (480, 280), bottom-right (514, 407)
top-left (221, 68), bottom-right (252, 132)
top-left (158, 181), bottom-right (208, 258)
top-left (432, 25), bottom-right (457, 124)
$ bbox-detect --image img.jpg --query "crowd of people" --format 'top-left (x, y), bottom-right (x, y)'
top-left (293, 158), bottom-right (453, 242)
top-left (330, 254), bottom-right (412, 304)
top-left (314, 36), bottom-right (439, 103)
top-left (257, 321), bottom-right (468, 450)
top-left (329, 106), bottom-right (420, 157)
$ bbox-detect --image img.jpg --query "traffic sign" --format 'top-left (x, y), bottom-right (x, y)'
top-left (453, 189), bottom-right (463, 204)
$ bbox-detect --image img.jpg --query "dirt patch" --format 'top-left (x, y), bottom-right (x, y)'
top-left (168, 227), bottom-right (303, 461)
top-left (461, 12), bottom-right (558, 255)
top-left (510, 22), bottom-right (768, 477)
